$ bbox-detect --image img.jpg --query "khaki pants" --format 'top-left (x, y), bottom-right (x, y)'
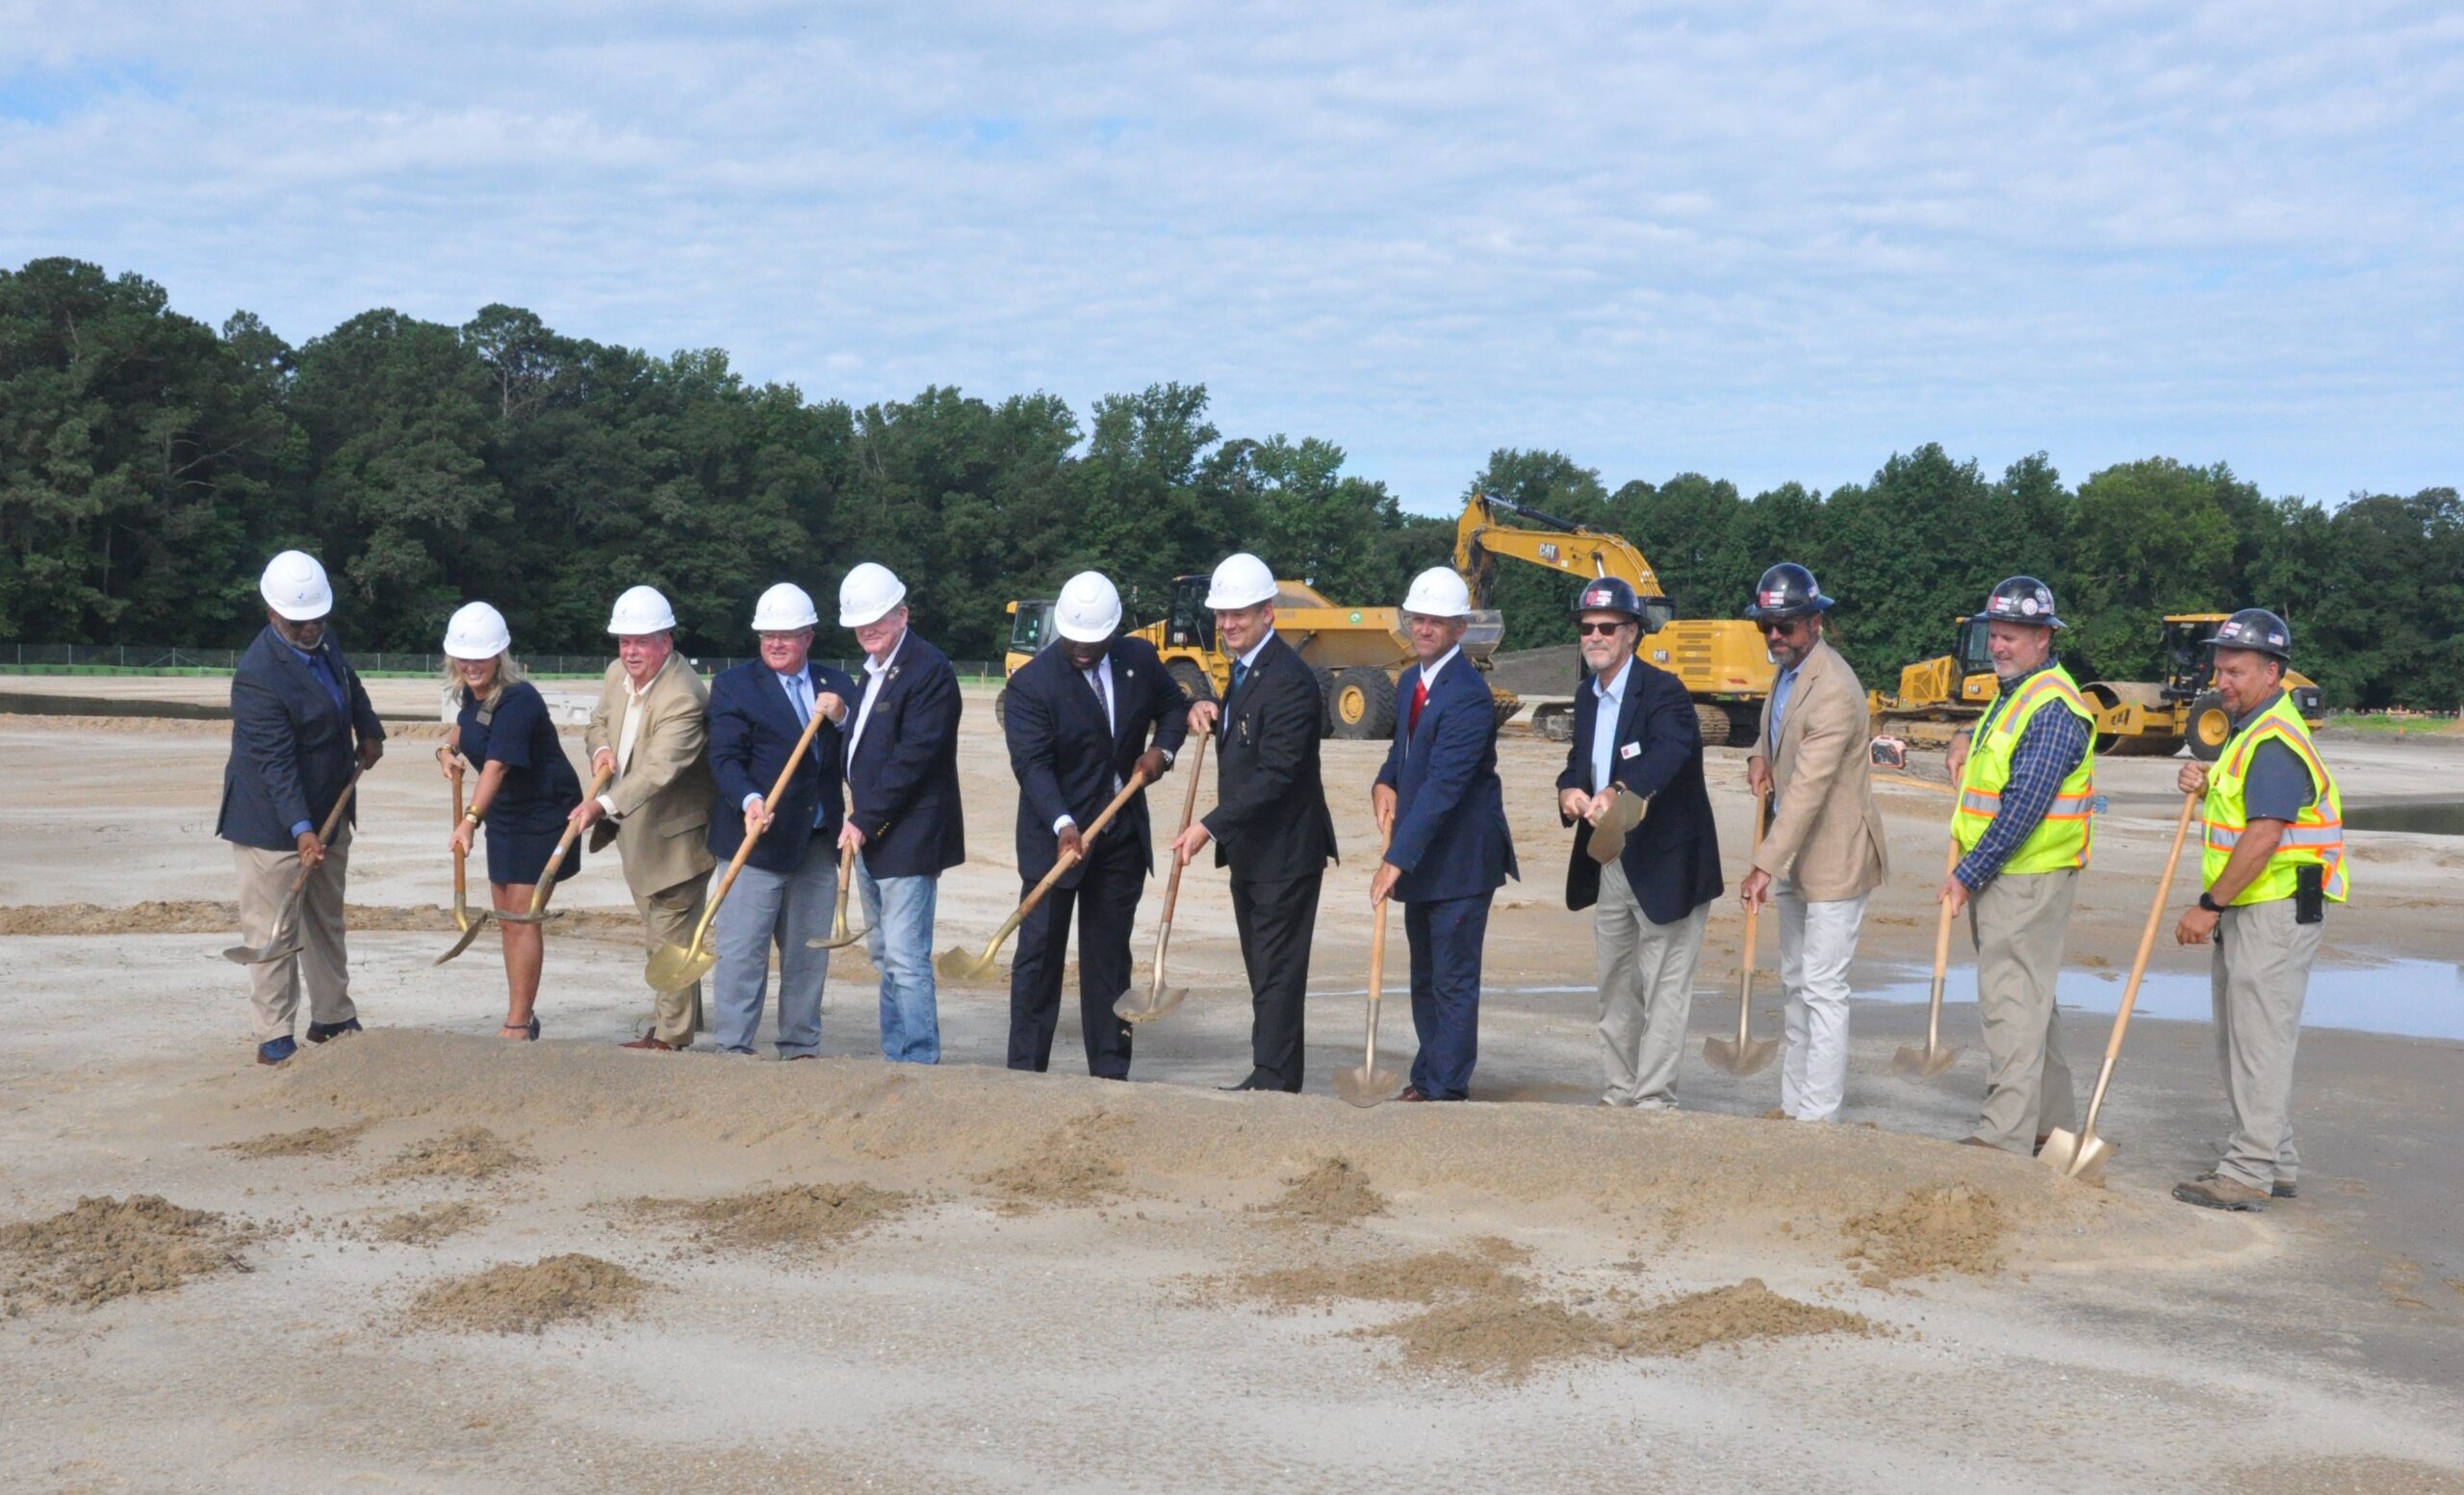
top-left (1966, 867), bottom-right (2079, 1151)
top-left (2212, 897), bottom-right (2317, 1192)
top-left (1594, 862), bottom-right (1707, 1109)
top-left (234, 824), bottom-right (358, 1044)
top-left (636, 873), bottom-right (710, 1045)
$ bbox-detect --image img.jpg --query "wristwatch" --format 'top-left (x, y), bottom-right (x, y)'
top-left (1159, 747), bottom-right (1176, 767)
top-left (2197, 891), bottom-right (2223, 914)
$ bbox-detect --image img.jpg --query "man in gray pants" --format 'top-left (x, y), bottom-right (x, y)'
top-left (703, 584), bottom-right (857, 1059)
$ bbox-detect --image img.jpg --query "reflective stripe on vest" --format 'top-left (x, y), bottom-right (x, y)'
top-left (2200, 694), bottom-right (2348, 905)
top-left (1951, 663), bottom-right (2097, 873)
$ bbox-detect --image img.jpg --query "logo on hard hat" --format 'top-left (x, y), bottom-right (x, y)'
top-left (1586, 588), bottom-right (1611, 606)
top-left (1760, 590), bottom-right (1785, 608)
top-left (2019, 597), bottom-right (2039, 616)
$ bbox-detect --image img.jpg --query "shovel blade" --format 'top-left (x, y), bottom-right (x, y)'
top-left (644, 940), bottom-right (716, 993)
top-left (1703, 1035), bottom-right (1778, 1076)
top-left (221, 939), bottom-right (295, 967)
top-left (1331, 1065), bottom-right (1402, 1108)
top-left (1893, 1043), bottom-right (1964, 1080)
top-left (934, 946), bottom-right (1001, 985)
top-left (1114, 985), bottom-right (1187, 1025)
top-left (2038, 1125), bottom-right (2114, 1184)
top-left (432, 918), bottom-right (489, 967)
top-left (806, 920), bottom-right (868, 951)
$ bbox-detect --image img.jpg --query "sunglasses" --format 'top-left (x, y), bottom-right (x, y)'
top-left (1577, 621), bottom-right (1630, 637)
top-left (1759, 620), bottom-right (1806, 637)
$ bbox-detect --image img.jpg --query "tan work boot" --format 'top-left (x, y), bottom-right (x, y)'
top-left (2172, 1174), bottom-right (2270, 1212)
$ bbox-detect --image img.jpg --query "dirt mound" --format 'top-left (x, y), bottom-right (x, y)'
top-left (365, 1201), bottom-right (488, 1247)
top-left (1254, 1156), bottom-right (1386, 1228)
top-left (975, 1109), bottom-right (1131, 1212)
top-left (0, 1195), bottom-right (251, 1312)
top-left (405, 1252), bottom-right (651, 1334)
top-left (631, 1182), bottom-right (913, 1256)
top-left (371, 1125), bottom-right (528, 1183)
top-left (1620, 1278), bottom-right (1877, 1356)
top-left (1233, 1239), bottom-right (1527, 1309)
top-left (223, 1121), bottom-right (370, 1158)
top-left (1362, 1293), bottom-right (1615, 1380)
top-left (1842, 1183), bottom-right (2008, 1286)
top-left (0, 900), bottom-right (643, 939)
top-left (2231, 1455), bottom-right (2464, 1495)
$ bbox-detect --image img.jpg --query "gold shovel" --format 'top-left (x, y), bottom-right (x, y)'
top-left (803, 839), bottom-right (870, 951)
top-left (1115, 727), bottom-right (1209, 1024)
top-left (1893, 837), bottom-right (1966, 1079)
top-left (645, 709), bottom-right (831, 992)
top-left (1331, 821), bottom-right (1405, 1108)
top-left (223, 769), bottom-right (361, 966)
top-left (937, 770), bottom-right (1151, 986)
top-left (434, 758), bottom-right (494, 965)
top-left (515, 764), bottom-right (612, 922)
top-left (2040, 791), bottom-right (2198, 1184)
top-left (1703, 794), bottom-right (1779, 1075)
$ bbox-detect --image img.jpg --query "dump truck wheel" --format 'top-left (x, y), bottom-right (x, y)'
top-left (1694, 702), bottom-right (1732, 748)
top-left (1310, 665), bottom-right (1337, 736)
top-left (1330, 667), bottom-right (1397, 739)
top-left (2188, 690), bottom-right (2233, 761)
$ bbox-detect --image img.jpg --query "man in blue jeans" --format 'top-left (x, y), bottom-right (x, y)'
top-left (837, 562), bottom-right (964, 1063)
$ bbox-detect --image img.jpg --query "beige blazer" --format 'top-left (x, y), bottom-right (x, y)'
top-left (1750, 637), bottom-right (1887, 901)
top-left (582, 654), bottom-right (718, 896)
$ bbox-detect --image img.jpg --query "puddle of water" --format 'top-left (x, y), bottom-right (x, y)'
top-left (2345, 800), bottom-right (2464, 836)
top-left (1856, 958), bottom-right (2464, 1042)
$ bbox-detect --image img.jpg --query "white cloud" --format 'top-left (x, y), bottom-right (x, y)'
top-left (3, 0), bottom-right (2457, 508)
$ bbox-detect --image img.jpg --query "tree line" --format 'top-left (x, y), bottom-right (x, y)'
top-left (4, 256), bottom-right (2457, 709)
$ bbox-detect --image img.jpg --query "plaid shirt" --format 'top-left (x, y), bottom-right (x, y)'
top-left (1954, 657), bottom-right (2091, 890)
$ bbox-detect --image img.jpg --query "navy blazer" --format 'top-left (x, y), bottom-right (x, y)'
top-left (843, 632), bottom-right (966, 879)
top-left (706, 658), bottom-right (860, 874)
top-left (1373, 653), bottom-right (1516, 903)
top-left (217, 625), bottom-right (385, 852)
top-left (1005, 634), bottom-right (1192, 887)
top-left (1555, 655), bottom-right (1724, 924)
top-left (1200, 632), bottom-right (1337, 883)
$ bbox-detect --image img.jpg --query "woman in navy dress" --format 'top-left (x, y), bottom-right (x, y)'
top-left (438, 603), bottom-right (583, 1040)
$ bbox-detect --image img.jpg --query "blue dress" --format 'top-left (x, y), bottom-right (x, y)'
top-left (457, 681), bottom-right (584, 887)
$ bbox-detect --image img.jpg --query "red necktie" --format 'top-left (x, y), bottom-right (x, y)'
top-left (1410, 677), bottom-right (1427, 733)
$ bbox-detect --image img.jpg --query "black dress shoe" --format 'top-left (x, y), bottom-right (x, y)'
top-left (1398, 1086), bottom-right (1431, 1102)
top-left (306, 1018), bottom-right (363, 1044)
top-left (1218, 1076), bottom-right (1265, 1092)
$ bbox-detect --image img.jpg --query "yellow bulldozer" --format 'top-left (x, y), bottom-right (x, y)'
top-left (1870, 611), bottom-right (2326, 760)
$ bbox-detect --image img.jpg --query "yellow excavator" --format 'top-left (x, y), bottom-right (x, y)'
top-left (1452, 494), bottom-right (1776, 745)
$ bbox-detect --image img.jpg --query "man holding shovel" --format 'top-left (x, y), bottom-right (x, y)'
top-left (2170, 609), bottom-right (2347, 1212)
top-left (705, 583), bottom-right (855, 1060)
top-left (1939, 577), bottom-right (2095, 1153)
top-left (1370, 568), bottom-right (1517, 1102)
top-left (1002, 571), bottom-right (1190, 1079)
top-left (218, 551), bottom-right (385, 1066)
top-left (1555, 579), bottom-right (1720, 1110)
top-left (1739, 562), bottom-right (1887, 1122)
top-left (574, 585), bottom-right (718, 1052)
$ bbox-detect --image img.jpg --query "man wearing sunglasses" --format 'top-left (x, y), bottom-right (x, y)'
top-left (1739, 563), bottom-right (1888, 1122)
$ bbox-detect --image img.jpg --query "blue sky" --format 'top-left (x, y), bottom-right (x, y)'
top-left (4, 1), bottom-right (2458, 513)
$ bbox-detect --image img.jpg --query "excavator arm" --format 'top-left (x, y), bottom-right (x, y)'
top-left (1452, 494), bottom-right (1677, 633)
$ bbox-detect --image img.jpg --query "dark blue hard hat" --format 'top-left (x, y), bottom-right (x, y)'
top-left (1569, 577), bottom-right (1649, 620)
top-left (2211, 607), bottom-right (2293, 662)
top-left (1974, 575), bottom-right (2066, 630)
top-left (1746, 562), bottom-right (1834, 621)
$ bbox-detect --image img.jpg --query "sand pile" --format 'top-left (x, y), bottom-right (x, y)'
top-left (405, 1253), bottom-right (651, 1334)
top-left (1253, 1156), bottom-right (1387, 1229)
top-left (1232, 1239), bottom-right (1527, 1310)
top-left (223, 1121), bottom-right (370, 1158)
top-left (976, 1109), bottom-right (1132, 1211)
top-left (1841, 1184), bottom-right (2008, 1286)
top-left (371, 1125), bottom-right (528, 1183)
top-left (1619, 1278), bottom-right (1878, 1356)
top-left (1367, 1295), bottom-right (1615, 1380)
top-left (364, 1201), bottom-right (488, 1247)
top-left (0, 900), bottom-right (642, 939)
top-left (631, 1182), bottom-right (913, 1257)
top-left (0, 1196), bottom-right (251, 1312)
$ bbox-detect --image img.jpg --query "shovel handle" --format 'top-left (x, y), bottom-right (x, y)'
top-left (449, 759), bottom-right (470, 909)
top-left (1927, 835), bottom-right (1959, 1047)
top-left (1146, 729), bottom-right (1210, 986)
top-left (1006, 767), bottom-right (1153, 937)
top-left (695, 703), bottom-right (836, 952)
top-left (1735, 794), bottom-right (1765, 1041)
top-left (524, 764), bottom-right (613, 920)
top-left (284, 769), bottom-right (363, 902)
top-left (2077, 791), bottom-right (2200, 1136)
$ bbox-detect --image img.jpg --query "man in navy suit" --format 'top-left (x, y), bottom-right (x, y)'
top-left (1371, 568), bottom-right (1516, 1101)
top-left (217, 551), bottom-right (386, 1066)
top-left (1003, 571), bottom-right (1192, 1078)
top-left (1174, 553), bottom-right (1338, 1093)
top-left (706, 583), bottom-right (859, 1060)
top-left (1556, 579), bottom-right (1724, 1109)
top-left (837, 563), bottom-right (964, 1064)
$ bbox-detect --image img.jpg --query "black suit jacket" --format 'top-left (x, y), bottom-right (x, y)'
top-left (844, 632), bottom-right (965, 879)
top-left (1201, 632), bottom-right (1336, 882)
top-left (1555, 656), bottom-right (1723, 924)
top-left (1005, 634), bottom-right (1192, 887)
top-left (706, 658), bottom-right (860, 873)
top-left (217, 625), bottom-right (384, 852)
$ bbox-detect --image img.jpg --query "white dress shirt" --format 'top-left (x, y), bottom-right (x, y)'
top-left (1589, 657), bottom-right (1631, 795)
top-left (847, 630), bottom-right (908, 763)
top-left (1056, 652), bottom-right (1120, 833)
top-left (598, 653), bottom-right (672, 817)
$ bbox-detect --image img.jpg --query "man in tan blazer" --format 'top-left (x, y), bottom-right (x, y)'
top-left (1738, 563), bottom-right (1887, 1121)
top-left (571, 584), bottom-right (719, 1050)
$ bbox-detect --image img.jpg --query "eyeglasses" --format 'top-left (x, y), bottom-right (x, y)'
top-left (1577, 621), bottom-right (1629, 637)
top-left (1759, 620), bottom-right (1805, 637)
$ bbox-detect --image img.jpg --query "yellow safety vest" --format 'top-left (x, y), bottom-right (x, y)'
top-left (1953, 662), bottom-right (2097, 874)
top-left (2202, 693), bottom-right (2348, 905)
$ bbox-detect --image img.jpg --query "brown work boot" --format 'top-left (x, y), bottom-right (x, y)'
top-left (621, 1035), bottom-right (679, 1052)
top-left (2172, 1174), bottom-right (2270, 1212)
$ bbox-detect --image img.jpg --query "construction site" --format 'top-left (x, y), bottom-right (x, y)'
top-left (0, 673), bottom-right (2457, 1494)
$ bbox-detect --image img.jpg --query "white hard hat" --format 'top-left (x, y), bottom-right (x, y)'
top-left (260, 551), bottom-right (333, 622)
top-left (1053, 571), bottom-right (1123, 643)
top-left (605, 584), bottom-right (679, 635)
top-left (1204, 553), bottom-right (1278, 611)
top-left (838, 562), bottom-right (908, 629)
top-left (752, 582), bottom-right (819, 632)
top-left (443, 602), bottom-right (512, 660)
top-left (1401, 567), bottom-right (1473, 619)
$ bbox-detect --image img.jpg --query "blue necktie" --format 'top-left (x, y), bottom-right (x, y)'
top-left (1231, 658), bottom-right (1249, 699)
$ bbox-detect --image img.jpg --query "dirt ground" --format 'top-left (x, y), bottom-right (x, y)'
top-left (0, 680), bottom-right (2459, 1493)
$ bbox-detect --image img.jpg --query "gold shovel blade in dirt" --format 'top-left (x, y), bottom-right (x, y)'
top-left (645, 937), bottom-right (718, 993)
top-left (1331, 1063), bottom-right (1403, 1109)
top-left (1891, 1040), bottom-right (1961, 1079)
top-left (1702, 1030), bottom-right (1778, 1076)
top-left (433, 916), bottom-right (490, 967)
top-left (2036, 1125), bottom-right (2112, 1184)
top-left (221, 928), bottom-right (299, 966)
top-left (1113, 980), bottom-right (1186, 1024)
top-left (934, 941), bottom-right (1005, 985)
